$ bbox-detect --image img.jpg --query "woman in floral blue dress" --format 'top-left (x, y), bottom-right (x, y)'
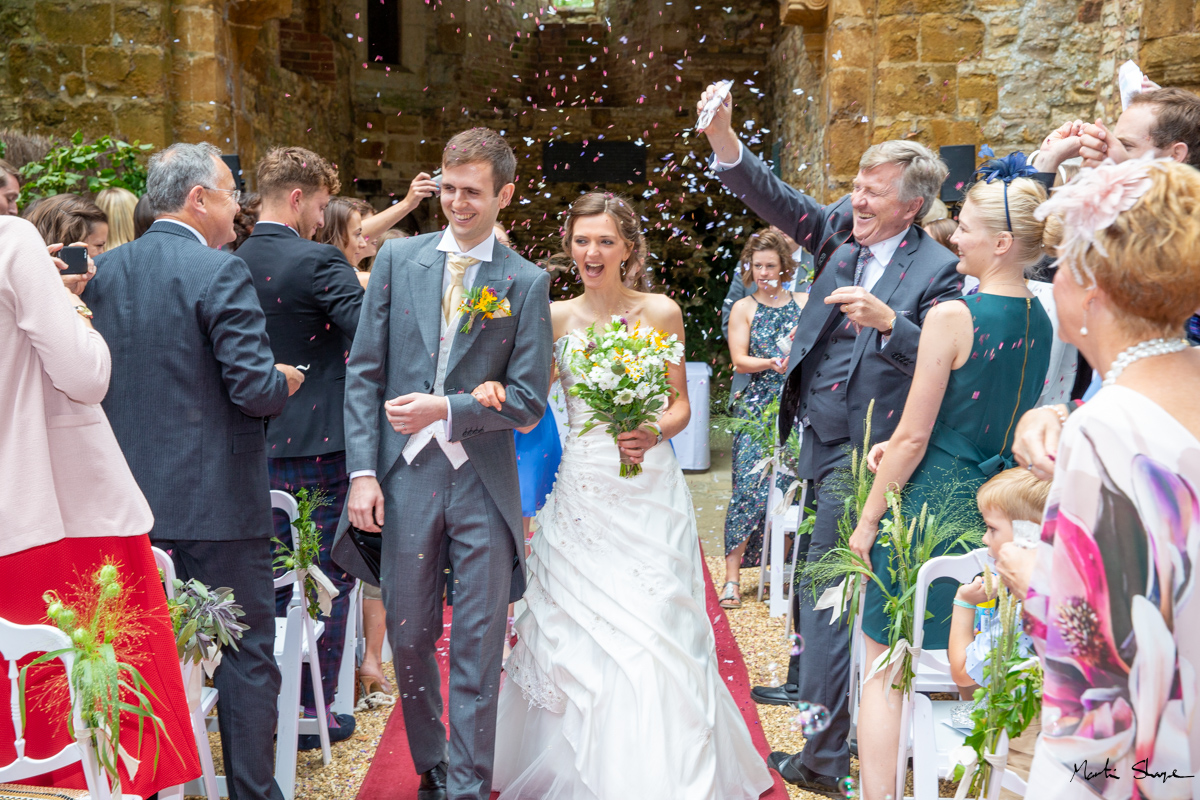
top-left (720, 230), bottom-right (807, 609)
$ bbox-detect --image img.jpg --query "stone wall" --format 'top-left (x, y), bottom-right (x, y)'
top-left (762, 0), bottom-right (1200, 203)
top-left (0, 0), bottom-right (355, 184)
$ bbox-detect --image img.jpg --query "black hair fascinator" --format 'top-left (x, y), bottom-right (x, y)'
top-left (975, 152), bottom-right (1039, 232)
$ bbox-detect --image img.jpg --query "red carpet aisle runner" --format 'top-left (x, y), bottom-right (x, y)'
top-left (356, 548), bottom-right (788, 799)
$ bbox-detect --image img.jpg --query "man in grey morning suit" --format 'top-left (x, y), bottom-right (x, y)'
top-left (698, 84), bottom-right (962, 793)
top-left (85, 143), bottom-right (304, 800)
top-left (333, 128), bottom-right (552, 800)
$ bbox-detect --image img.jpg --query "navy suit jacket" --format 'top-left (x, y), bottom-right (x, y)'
top-left (715, 148), bottom-right (963, 452)
top-left (85, 221), bottom-right (289, 541)
top-left (237, 223), bottom-right (363, 458)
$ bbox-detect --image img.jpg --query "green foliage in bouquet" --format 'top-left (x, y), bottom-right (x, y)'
top-left (20, 562), bottom-right (173, 788)
top-left (565, 317), bottom-right (684, 478)
top-left (166, 580), bottom-right (248, 666)
top-left (18, 131), bottom-right (154, 204)
top-left (953, 566), bottom-right (1043, 797)
top-left (272, 487), bottom-right (330, 620)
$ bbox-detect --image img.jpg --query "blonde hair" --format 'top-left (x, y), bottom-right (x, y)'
top-left (977, 467), bottom-right (1051, 523)
top-left (739, 229), bottom-right (795, 287)
top-left (963, 177), bottom-right (1049, 266)
top-left (95, 187), bottom-right (139, 249)
top-left (1065, 161), bottom-right (1200, 335)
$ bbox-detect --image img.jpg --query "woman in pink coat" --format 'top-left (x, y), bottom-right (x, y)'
top-left (0, 215), bottom-right (200, 796)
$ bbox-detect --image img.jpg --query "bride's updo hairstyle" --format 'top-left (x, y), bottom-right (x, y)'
top-left (962, 176), bottom-right (1049, 267)
top-left (560, 192), bottom-right (647, 288)
top-left (1038, 159), bottom-right (1200, 337)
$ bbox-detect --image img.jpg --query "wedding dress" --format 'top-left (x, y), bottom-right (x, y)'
top-left (493, 337), bottom-right (773, 800)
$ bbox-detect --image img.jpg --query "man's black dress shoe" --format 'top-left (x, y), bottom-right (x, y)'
top-left (418, 761), bottom-right (448, 800)
top-left (750, 683), bottom-right (801, 706)
top-left (767, 752), bottom-right (841, 798)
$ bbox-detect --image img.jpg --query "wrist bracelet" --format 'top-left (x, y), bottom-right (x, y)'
top-left (646, 423), bottom-right (664, 446)
top-left (953, 599), bottom-right (976, 610)
top-left (1040, 404), bottom-right (1068, 425)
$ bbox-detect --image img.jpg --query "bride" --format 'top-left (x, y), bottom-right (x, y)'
top-left (474, 192), bottom-right (773, 799)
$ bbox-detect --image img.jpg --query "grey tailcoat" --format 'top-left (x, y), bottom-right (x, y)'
top-left (332, 232), bottom-right (553, 596)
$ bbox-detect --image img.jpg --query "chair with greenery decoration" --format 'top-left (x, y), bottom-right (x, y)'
top-left (0, 619), bottom-right (127, 800)
top-left (906, 550), bottom-right (1030, 800)
top-left (270, 490), bottom-right (330, 800)
top-left (150, 548), bottom-right (222, 800)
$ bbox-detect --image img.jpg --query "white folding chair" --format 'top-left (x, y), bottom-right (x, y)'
top-left (904, 549), bottom-right (1026, 800)
top-left (758, 448), bottom-right (808, 617)
top-left (329, 580), bottom-right (362, 717)
top-left (270, 490), bottom-right (331, 800)
top-left (0, 618), bottom-right (135, 799)
top-left (150, 547), bottom-right (223, 800)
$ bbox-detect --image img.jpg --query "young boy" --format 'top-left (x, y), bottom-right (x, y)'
top-left (947, 466), bottom-right (1050, 797)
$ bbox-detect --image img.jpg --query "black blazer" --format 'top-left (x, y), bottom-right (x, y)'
top-left (85, 221), bottom-right (290, 541)
top-left (715, 147), bottom-right (963, 450)
top-left (237, 223), bottom-right (364, 458)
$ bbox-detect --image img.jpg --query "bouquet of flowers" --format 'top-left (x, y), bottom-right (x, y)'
top-left (564, 315), bottom-right (684, 477)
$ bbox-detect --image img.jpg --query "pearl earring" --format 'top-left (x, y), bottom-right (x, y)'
top-left (1080, 306), bottom-right (1089, 336)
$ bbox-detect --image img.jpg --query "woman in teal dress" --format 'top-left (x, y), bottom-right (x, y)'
top-left (847, 157), bottom-right (1054, 800)
top-left (720, 230), bottom-right (806, 609)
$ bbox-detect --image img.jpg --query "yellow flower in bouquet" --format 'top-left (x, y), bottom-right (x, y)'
top-left (565, 316), bottom-right (685, 478)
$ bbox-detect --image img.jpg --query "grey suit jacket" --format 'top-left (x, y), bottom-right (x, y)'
top-left (715, 148), bottom-right (962, 453)
top-left (335, 233), bottom-right (553, 585)
top-left (85, 221), bottom-right (290, 541)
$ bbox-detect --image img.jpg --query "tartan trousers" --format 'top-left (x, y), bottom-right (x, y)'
top-left (269, 452), bottom-right (356, 710)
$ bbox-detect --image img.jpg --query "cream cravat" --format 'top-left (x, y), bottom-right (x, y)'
top-left (443, 254), bottom-right (480, 324)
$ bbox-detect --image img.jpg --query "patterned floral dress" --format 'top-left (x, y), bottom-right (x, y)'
top-left (724, 296), bottom-right (803, 566)
top-left (1023, 386), bottom-right (1199, 799)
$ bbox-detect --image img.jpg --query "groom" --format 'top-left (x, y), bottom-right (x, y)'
top-left (335, 128), bottom-right (552, 800)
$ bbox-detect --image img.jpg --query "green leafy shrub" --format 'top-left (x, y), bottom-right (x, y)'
top-left (18, 131), bottom-right (154, 205)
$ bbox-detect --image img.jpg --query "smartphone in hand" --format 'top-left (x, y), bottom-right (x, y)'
top-left (60, 246), bottom-right (89, 275)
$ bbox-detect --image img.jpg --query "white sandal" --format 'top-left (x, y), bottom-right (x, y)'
top-left (719, 581), bottom-right (741, 609)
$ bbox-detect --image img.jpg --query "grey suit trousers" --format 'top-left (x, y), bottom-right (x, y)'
top-left (787, 427), bottom-right (853, 779)
top-left (159, 538), bottom-right (285, 800)
top-left (381, 445), bottom-right (515, 800)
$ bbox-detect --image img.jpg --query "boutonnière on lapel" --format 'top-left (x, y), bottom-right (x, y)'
top-left (456, 285), bottom-right (512, 334)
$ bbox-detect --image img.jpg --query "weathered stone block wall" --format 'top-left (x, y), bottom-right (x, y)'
top-left (0, 0), bottom-right (355, 189)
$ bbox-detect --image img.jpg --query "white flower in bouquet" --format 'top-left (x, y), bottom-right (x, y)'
top-left (565, 315), bottom-right (685, 478)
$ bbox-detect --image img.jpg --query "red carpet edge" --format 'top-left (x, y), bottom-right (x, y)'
top-left (355, 541), bottom-right (787, 799)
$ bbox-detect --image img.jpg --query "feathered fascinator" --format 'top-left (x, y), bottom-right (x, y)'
top-left (1034, 156), bottom-right (1158, 286)
top-left (975, 152), bottom-right (1039, 232)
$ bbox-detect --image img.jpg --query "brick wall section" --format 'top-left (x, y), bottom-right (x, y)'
top-left (279, 18), bottom-right (338, 84)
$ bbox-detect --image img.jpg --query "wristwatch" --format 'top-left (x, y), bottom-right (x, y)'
top-left (646, 423), bottom-right (664, 446)
top-left (882, 313), bottom-right (896, 335)
top-left (74, 305), bottom-right (93, 320)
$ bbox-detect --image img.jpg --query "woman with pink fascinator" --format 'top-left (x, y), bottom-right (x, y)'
top-left (997, 157), bottom-right (1200, 799)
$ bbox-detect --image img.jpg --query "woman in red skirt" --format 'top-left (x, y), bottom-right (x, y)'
top-left (0, 215), bottom-right (200, 797)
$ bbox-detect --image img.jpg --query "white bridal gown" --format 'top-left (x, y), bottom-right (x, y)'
top-left (493, 337), bottom-right (773, 800)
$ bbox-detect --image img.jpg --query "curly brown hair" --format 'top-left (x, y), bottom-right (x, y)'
top-left (558, 192), bottom-right (647, 288)
top-left (739, 229), bottom-right (795, 287)
top-left (255, 147), bottom-right (340, 200)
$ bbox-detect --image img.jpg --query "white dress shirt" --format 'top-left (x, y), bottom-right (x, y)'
top-left (349, 229), bottom-right (497, 481)
top-left (858, 227), bottom-right (907, 292)
top-left (158, 218), bottom-right (207, 245)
